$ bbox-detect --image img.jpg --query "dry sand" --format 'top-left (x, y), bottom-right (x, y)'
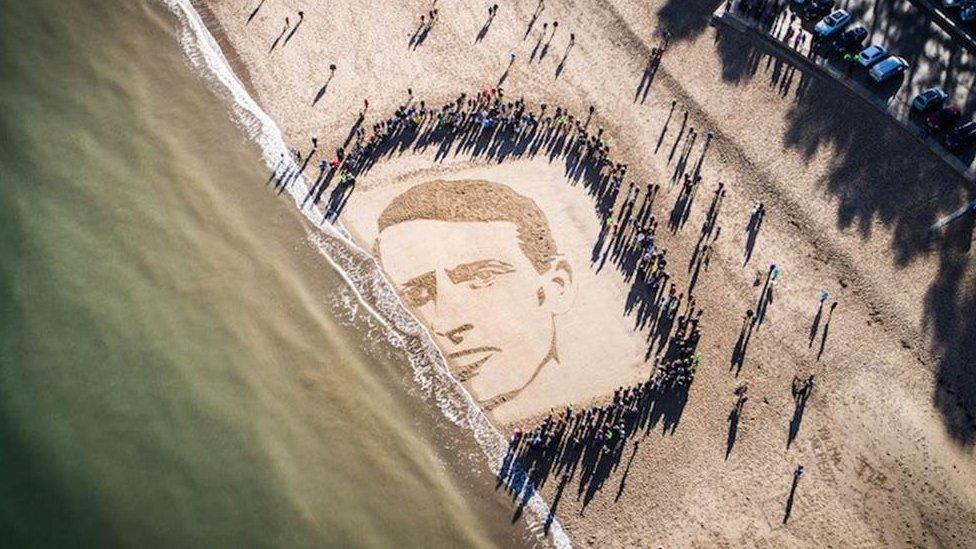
top-left (194, 0), bottom-right (975, 545)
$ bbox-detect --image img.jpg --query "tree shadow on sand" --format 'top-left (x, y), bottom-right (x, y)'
top-left (657, 0), bottom-right (976, 444)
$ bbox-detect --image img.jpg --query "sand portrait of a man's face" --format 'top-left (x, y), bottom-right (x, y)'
top-left (343, 161), bottom-right (646, 424)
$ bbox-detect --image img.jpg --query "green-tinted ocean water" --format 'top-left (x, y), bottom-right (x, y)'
top-left (0, 2), bottom-right (523, 546)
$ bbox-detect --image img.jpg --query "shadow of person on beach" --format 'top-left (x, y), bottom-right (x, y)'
top-left (680, 0), bottom-right (976, 445)
top-left (787, 375), bottom-right (814, 448)
top-left (555, 37), bottom-right (575, 78)
top-left (282, 11), bottom-right (304, 47)
top-left (725, 390), bottom-right (747, 459)
top-left (730, 310), bottom-right (755, 376)
top-left (246, 0), bottom-right (265, 25)
top-left (312, 67), bottom-right (337, 106)
top-left (524, 0), bottom-right (545, 40)
top-left (655, 101), bottom-right (677, 153)
top-left (496, 325), bottom-right (700, 519)
top-left (744, 204), bottom-right (763, 265)
top-left (817, 302), bottom-right (837, 361)
top-left (783, 466), bottom-right (802, 523)
top-left (475, 7), bottom-right (496, 43)
top-left (269, 20), bottom-right (288, 52)
top-left (634, 50), bottom-right (662, 103)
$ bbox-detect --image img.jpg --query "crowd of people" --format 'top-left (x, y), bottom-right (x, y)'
top-left (257, 4), bottom-right (846, 524)
top-left (274, 85), bottom-right (633, 221)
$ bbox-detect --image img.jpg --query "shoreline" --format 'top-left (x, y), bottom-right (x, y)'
top-left (167, 1), bottom-right (572, 546)
top-left (187, 0), bottom-right (261, 103)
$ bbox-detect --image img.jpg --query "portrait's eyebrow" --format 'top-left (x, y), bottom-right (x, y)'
top-left (445, 259), bottom-right (515, 284)
top-left (403, 270), bottom-right (437, 292)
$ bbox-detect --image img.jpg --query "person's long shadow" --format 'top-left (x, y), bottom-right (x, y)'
top-left (409, 21), bottom-right (431, 49)
top-left (524, 0), bottom-right (544, 40)
top-left (730, 315), bottom-right (754, 375)
top-left (539, 30), bottom-right (555, 60)
top-left (817, 303), bottom-right (836, 360)
top-left (269, 23), bottom-right (288, 52)
top-left (725, 399), bottom-right (744, 460)
top-left (529, 30), bottom-right (545, 61)
top-left (282, 13), bottom-right (304, 47)
top-left (783, 470), bottom-right (801, 523)
top-left (555, 41), bottom-right (575, 78)
top-left (498, 57), bottom-right (515, 87)
top-left (655, 102), bottom-right (676, 153)
top-left (266, 154), bottom-right (284, 185)
top-left (634, 53), bottom-right (661, 103)
top-left (667, 114), bottom-right (688, 164)
top-left (246, 0), bottom-right (265, 24)
top-left (787, 391), bottom-right (810, 448)
top-left (755, 272), bottom-right (773, 328)
top-left (312, 73), bottom-right (335, 106)
top-left (543, 473), bottom-right (570, 534)
top-left (744, 211), bottom-right (763, 264)
top-left (808, 300), bottom-right (824, 347)
top-left (475, 13), bottom-right (495, 43)
top-left (613, 440), bottom-right (640, 502)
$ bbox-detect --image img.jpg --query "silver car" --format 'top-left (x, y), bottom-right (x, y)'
top-left (857, 44), bottom-right (889, 67)
top-left (869, 56), bottom-right (909, 83)
top-left (814, 10), bottom-right (852, 37)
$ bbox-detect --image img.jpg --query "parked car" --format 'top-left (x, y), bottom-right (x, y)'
top-left (961, 2), bottom-right (976, 20)
top-left (803, 0), bottom-right (835, 20)
top-left (827, 25), bottom-right (868, 55)
top-left (943, 0), bottom-right (968, 7)
top-left (945, 121), bottom-right (976, 150)
top-left (927, 104), bottom-right (962, 132)
top-left (857, 44), bottom-right (889, 66)
top-left (869, 56), bottom-right (908, 82)
top-left (814, 10), bottom-right (852, 37)
top-left (911, 88), bottom-right (949, 112)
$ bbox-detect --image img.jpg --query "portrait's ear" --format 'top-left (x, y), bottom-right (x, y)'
top-left (539, 257), bottom-right (576, 315)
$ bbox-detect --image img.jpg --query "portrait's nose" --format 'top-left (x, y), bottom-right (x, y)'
top-left (430, 273), bottom-right (472, 345)
top-left (436, 323), bottom-right (473, 345)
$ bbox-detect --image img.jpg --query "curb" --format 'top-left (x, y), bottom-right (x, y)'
top-left (710, 10), bottom-right (976, 185)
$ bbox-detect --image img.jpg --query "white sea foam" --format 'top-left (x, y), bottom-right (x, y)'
top-left (160, 1), bottom-right (570, 546)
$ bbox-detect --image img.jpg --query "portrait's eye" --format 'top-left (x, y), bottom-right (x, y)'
top-left (402, 284), bottom-right (433, 307)
top-left (466, 263), bottom-right (515, 289)
top-left (400, 271), bottom-right (436, 307)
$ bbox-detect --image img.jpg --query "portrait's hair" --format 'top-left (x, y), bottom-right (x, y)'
top-left (377, 179), bottom-right (559, 273)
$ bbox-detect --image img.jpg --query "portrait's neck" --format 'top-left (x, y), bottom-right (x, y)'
top-left (479, 318), bottom-right (557, 413)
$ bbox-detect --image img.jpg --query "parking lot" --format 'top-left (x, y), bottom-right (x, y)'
top-left (919, 0), bottom-right (976, 48)
top-left (723, 0), bottom-right (976, 170)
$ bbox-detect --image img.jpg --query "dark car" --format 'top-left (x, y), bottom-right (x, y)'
top-left (912, 88), bottom-right (949, 113)
top-left (945, 121), bottom-right (976, 151)
top-left (802, 0), bottom-right (835, 20)
top-left (927, 105), bottom-right (962, 132)
top-left (826, 25), bottom-right (868, 56)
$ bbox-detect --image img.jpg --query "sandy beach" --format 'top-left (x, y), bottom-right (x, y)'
top-left (194, 0), bottom-right (975, 545)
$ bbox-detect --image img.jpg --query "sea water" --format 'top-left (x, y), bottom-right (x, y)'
top-left (0, 1), bottom-right (537, 545)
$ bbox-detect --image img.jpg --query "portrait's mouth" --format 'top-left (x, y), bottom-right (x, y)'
top-left (446, 346), bottom-right (500, 381)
